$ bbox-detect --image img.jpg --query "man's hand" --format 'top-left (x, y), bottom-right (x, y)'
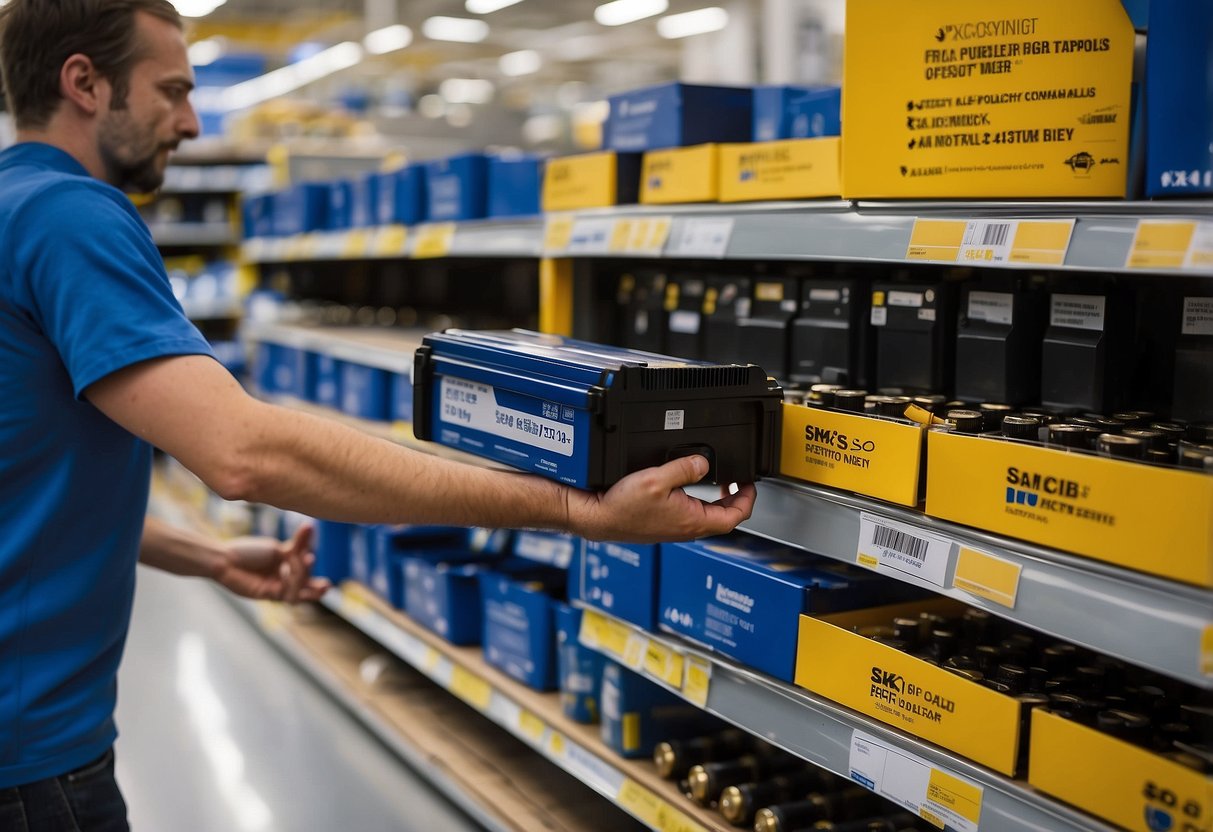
top-left (215, 525), bottom-right (331, 603)
top-left (568, 455), bottom-right (756, 543)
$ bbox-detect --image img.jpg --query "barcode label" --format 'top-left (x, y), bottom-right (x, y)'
top-left (982, 223), bottom-right (1012, 247)
top-left (872, 525), bottom-right (929, 562)
top-left (857, 513), bottom-right (953, 588)
top-left (959, 220), bottom-right (1017, 264)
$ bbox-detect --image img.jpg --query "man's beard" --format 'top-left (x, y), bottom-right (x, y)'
top-left (98, 114), bottom-right (172, 193)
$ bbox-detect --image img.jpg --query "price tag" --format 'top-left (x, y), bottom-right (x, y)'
top-left (953, 546), bottom-right (1022, 609)
top-left (665, 217), bottom-right (734, 258)
top-left (422, 647), bottom-right (441, 673)
top-left (622, 632), bottom-right (647, 670)
top-left (449, 666), bottom-right (492, 711)
top-left (543, 214), bottom-right (575, 253)
top-left (548, 731), bottom-right (567, 758)
top-left (579, 609), bottom-right (632, 659)
top-left (1125, 220), bottom-right (1213, 270)
top-left (616, 779), bottom-right (709, 832)
top-left (849, 730), bottom-right (982, 832)
top-left (256, 600), bottom-right (289, 632)
top-left (908, 218), bottom-right (1073, 265)
top-left (566, 217), bottom-right (616, 255)
top-left (372, 224), bottom-right (408, 256)
top-left (682, 658), bottom-right (711, 708)
top-left (609, 219), bottom-right (635, 253)
top-left (857, 513), bottom-right (954, 588)
top-left (342, 230), bottom-right (370, 258)
top-left (1184, 221), bottom-right (1213, 271)
top-left (412, 223), bottom-right (456, 258)
top-left (643, 641), bottom-right (685, 688)
top-left (519, 710), bottom-right (546, 743)
top-left (626, 216), bottom-right (672, 256)
top-left (340, 584), bottom-right (372, 618)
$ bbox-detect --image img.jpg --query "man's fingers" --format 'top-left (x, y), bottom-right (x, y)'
top-left (288, 523), bottom-right (314, 556)
top-left (652, 454), bottom-right (709, 490)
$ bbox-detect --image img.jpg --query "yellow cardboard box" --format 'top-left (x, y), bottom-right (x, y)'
top-left (925, 430), bottom-right (1213, 587)
top-left (842, 0), bottom-right (1134, 198)
top-left (779, 402), bottom-right (924, 506)
top-left (795, 599), bottom-right (1024, 775)
top-left (640, 144), bottom-right (719, 204)
top-left (718, 138), bottom-right (842, 202)
top-left (1029, 709), bottom-right (1213, 832)
top-left (542, 151), bottom-right (640, 212)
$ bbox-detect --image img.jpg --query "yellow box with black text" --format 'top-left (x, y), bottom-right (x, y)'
top-left (718, 138), bottom-right (841, 202)
top-left (925, 430), bottom-right (1213, 587)
top-left (779, 402), bottom-right (924, 506)
top-left (542, 151), bottom-right (642, 212)
top-left (640, 145), bottom-right (719, 204)
top-left (1029, 709), bottom-right (1213, 832)
top-left (794, 599), bottom-right (1023, 775)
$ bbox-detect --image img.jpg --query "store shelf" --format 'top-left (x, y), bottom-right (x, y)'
top-left (180, 297), bottom-right (242, 321)
top-left (576, 607), bottom-right (1117, 832)
top-left (321, 584), bottom-right (732, 832)
top-left (245, 322), bottom-right (422, 374)
top-left (689, 478), bottom-right (1213, 689)
top-left (149, 222), bottom-right (240, 247)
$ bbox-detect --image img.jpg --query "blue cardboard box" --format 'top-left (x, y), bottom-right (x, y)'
top-left (306, 351), bottom-right (343, 409)
top-left (375, 166), bottom-right (427, 226)
top-left (658, 535), bottom-right (925, 681)
top-left (272, 183), bottom-right (328, 236)
top-left (403, 558), bottom-right (490, 645)
top-left (1144, 0), bottom-right (1213, 196)
top-left (424, 153), bottom-right (489, 221)
top-left (752, 85), bottom-right (842, 142)
top-left (340, 362), bottom-right (392, 421)
top-left (351, 171), bottom-right (379, 228)
top-left (313, 520), bottom-right (354, 584)
top-left (389, 369), bottom-right (413, 423)
top-left (479, 563), bottom-right (565, 691)
top-left (367, 525), bottom-right (473, 607)
top-left (513, 531), bottom-right (576, 568)
top-left (555, 603), bottom-right (605, 723)
top-left (242, 193), bottom-right (274, 238)
top-left (576, 540), bottom-right (659, 631)
top-left (487, 154), bottom-right (543, 218)
top-left (255, 341), bottom-right (306, 397)
top-left (605, 83), bottom-right (753, 152)
top-left (327, 180), bottom-right (354, 230)
top-left (599, 661), bottom-right (718, 758)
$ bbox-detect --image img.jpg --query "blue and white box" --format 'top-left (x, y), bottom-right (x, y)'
top-left (255, 341), bottom-right (305, 397)
top-left (375, 166), bottom-right (427, 226)
top-left (327, 180), bottom-right (354, 230)
top-left (424, 153), bottom-right (489, 221)
top-left (576, 540), bottom-right (659, 631)
top-left (487, 154), bottom-right (543, 218)
top-left (272, 183), bottom-right (328, 236)
top-left (513, 531), bottom-right (576, 568)
top-left (752, 85), bottom-right (842, 142)
top-left (555, 603), bottom-right (605, 723)
top-left (351, 171), bottom-right (379, 228)
top-left (340, 362), bottom-right (392, 421)
top-left (605, 83), bottom-right (753, 152)
top-left (599, 661), bottom-right (717, 758)
top-left (1144, 0), bottom-right (1213, 196)
top-left (479, 563), bottom-right (565, 691)
top-left (306, 351), bottom-right (343, 409)
top-left (313, 519), bottom-right (354, 584)
top-left (403, 558), bottom-right (491, 645)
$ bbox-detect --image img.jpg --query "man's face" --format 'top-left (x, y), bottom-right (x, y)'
top-left (97, 12), bottom-right (199, 193)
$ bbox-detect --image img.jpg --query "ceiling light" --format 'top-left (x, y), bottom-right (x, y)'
top-left (422, 16), bottom-right (490, 43)
top-left (221, 42), bottom-right (363, 111)
top-left (657, 6), bottom-right (728, 38)
top-left (188, 38), bottom-right (224, 66)
top-left (498, 49), bottom-right (541, 77)
top-left (465, 0), bottom-right (523, 13)
top-left (594, 0), bottom-right (667, 27)
top-left (439, 78), bottom-right (495, 104)
top-left (364, 24), bottom-right (413, 55)
top-left (171, 0), bottom-right (226, 18)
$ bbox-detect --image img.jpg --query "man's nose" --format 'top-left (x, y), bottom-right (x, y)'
top-left (178, 99), bottom-right (201, 140)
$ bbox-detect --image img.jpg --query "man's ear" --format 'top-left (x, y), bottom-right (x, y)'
top-left (59, 53), bottom-right (107, 117)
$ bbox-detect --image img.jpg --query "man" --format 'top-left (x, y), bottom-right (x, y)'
top-left (0, 1), bottom-right (756, 827)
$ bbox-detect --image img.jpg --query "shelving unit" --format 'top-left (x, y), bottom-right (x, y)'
top-left (149, 222), bottom-right (242, 248)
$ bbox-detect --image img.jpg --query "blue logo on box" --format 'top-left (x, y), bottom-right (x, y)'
top-left (1144, 806), bottom-right (1173, 832)
top-left (1005, 487), bottom-right (1039, 507)
top-left (850, 771), bottom-right (876, 791)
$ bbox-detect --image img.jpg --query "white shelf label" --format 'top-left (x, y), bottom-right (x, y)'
top-left (562, 740), bottom-right (625, 797)
top-left (1050, 294), bottom-right (1106, 332)
top-left (666, 217), bottom-right (734, 259)
top-left (438, 377), bottom-right (574, 457)
top-left (857, 513), bottom-right (954, 588)
top-left (967, 291), bottom-right (1014, 326)
top-left (849, 730), bottom-right (983, 832)
top-left (958, 220), bottom-right (1015, 263)
top-left (870, 307), bottom-right (888, 327)
top-left (1182, 297), bottom-right (1213, 336)
top-left (566, 217), bottom-right (616, 255)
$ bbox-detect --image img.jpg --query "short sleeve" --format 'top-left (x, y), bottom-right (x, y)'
top-left (8, 181), bottom-right (215, 397)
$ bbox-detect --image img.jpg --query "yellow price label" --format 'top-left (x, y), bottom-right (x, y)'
top-left (609, 219), bottom-right (635, 252)
top-left (543, 215), bottom-right (574, 253)
top-left (644, 216), bottom-right (672, 252)
top-left (519, 710), bottom-right (546, 743)
top-left (256, 601), bottom-right (289, 632)
top-left (1201, 625), bottom-right (1213, 676)
top-left (580, 609), bottom-right (631, 659)
top-left (954, 546), bottom-right (1023, 609)
top-left (342, 230), bottom-right (370, 258)
top-left (340, 584), bottom-right (372, 617)
top-left (547, 731), bottom-right (566, 758)
top-left (423, 647), bottom-right (441, 673)
top-left (926, 768), bottom-right (983, 825)
top-left (643, 642), bottom-right (685, 688)
top-left (373, 224), bottom-right (408, 256)
top-left (412, 223), bottom-right (456, 259)
top-left (449, 666), bottom-right (492, 711)
top-left (682, 658), bottom-right (711, 708)
top-left (617, 779), bottom-right (708, 832)
top-left (622, 633), bottom-right (647, 669)
top-left (1128, 220), bottom-right (1196, 269)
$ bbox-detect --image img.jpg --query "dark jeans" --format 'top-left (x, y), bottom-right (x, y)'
top-left (0, 749), bottom-right (129, 832)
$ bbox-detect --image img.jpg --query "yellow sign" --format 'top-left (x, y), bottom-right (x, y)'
top-left (449, 666), bottom-right (493, 711)
top-left (543, 214), bottom-right (575, 253)
top-left (795, 601), bottom-right (1022, 776)
top-left (682, 658), bottom-right (711, 708)
top-left (411, 223), bottom-right (456, 259)
top-left (373, 224), bottom-right (408, 256)
top-left (1030, 709), bottom-right (1213, 832)
top-left (779, 402), bottom-right (925, 506)
top-left (953, 546), bottom-right (1022, 608)
top-left (926, 430), bottom-right (1213, 586)
top-left (519, 710), bottom-right (546, 743)
top-left (718, 138), bottom-right (842, 202)
top-left (1127, 220), bottom-right (1196, 269)
top-left (843, 0), bottom-right (1134, 198)
top-left (642, 641), bottom-right (685, 688)
top-left (907, 218), bottom-right (1073, 264)
top-left (926, 769), bottom-right (984, 825)
top-left (641, 144), bottom-right (720, 205)
top-left (616, 779), bottom-right (709, 832)
top-left (543, 152), bottom-right (622, 212)
top-left (579, 609), bottom-right (633, 659)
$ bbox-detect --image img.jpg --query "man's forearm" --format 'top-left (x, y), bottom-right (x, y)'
top-left (139, 514), bottom-right (225, 578)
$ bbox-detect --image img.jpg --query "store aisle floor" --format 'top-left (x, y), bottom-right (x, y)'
top-left (115, 566), bottom-right (484, 832)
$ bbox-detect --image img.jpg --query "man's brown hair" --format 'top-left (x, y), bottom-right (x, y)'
top-left (0, 0), bottom-right (182, 129)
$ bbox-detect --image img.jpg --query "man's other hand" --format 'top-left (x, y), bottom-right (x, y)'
top-left (216, 524), bottom-right (331, 603)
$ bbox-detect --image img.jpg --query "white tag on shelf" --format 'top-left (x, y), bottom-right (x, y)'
top-left (566, 217), bottom-right (616, 255)
top-left (1182, 297), bottom-right (1213, 336)
top-left (665, 217), bottom-right (734, 258)
top-left (1050, 294), bottom-right (1106, 331)
top-left (849, 730), bottom-right (983, 832)
top-left (967, 291), bottom-right (1014, 326)
top-left (857, 513), bottom-right (953, 588)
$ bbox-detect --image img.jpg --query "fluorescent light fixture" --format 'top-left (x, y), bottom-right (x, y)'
top-left (221, 42), bottom-right (363, 111)
top-left (439, 78), bottom-right (495, 104)
top-left (188, 38), bottom-right (224, 66)
top-left (171, 0), bottom-right (226, 18)
top-left (363, 24), bottom-right (413, 54)
top-left (499, 49), bottom-right (541, 76)
top-left (657, 6), bottom-right (728, 38)
top-left (594, 0), bottom-right (667, 27)
top-left (422, 16), bottom-right (490, 43)
top-left (465, 0), bottom-right (523, 13)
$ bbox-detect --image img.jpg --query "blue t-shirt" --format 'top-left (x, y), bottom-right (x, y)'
top-left (0, 143), bottom-right (214, 786)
